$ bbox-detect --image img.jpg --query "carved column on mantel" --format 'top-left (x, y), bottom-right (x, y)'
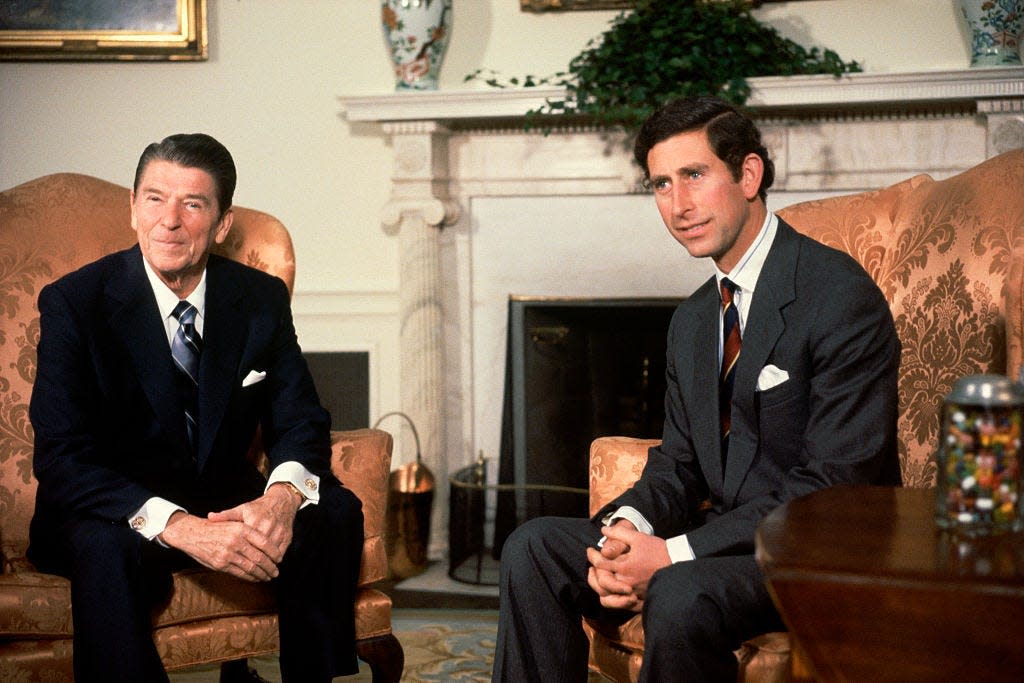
top-left (380, 120), bottom-right (460, 557)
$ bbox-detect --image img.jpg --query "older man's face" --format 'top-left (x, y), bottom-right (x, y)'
top-left (130, 159), bottom-right (233, 297)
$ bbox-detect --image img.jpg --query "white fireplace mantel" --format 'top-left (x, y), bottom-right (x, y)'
top-left (342, 67), bottom-right (1024, 123)
top-left (340, 67), bottom-right (1023, 559)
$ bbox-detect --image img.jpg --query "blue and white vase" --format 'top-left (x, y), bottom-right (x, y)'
top-left (381, 0), bottom-right (453, 90)
top-left (959, 0), bottom-right (1023, 66)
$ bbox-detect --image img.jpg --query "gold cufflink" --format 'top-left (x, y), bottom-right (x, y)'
top-left (130, 516), bottom-right (147, 530)
top-left (304, 478), bottom-right (317, 492)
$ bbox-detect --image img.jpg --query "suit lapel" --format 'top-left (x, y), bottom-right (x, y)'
top-left (722, 221), bottom-right (799, 505)
top-left (196, 256), bottom-right (247, 472)
top-left (106, 247), bottom-right (192, 456)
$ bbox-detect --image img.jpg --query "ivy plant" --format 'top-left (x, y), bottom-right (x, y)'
top-left (467, 0), bottom-right (861, 130)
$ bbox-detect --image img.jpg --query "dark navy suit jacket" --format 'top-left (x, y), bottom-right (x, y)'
top-left (28, 245), bottom-right (332, 546)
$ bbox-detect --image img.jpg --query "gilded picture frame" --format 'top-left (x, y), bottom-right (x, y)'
top-left (521, 1), bottom-right (795, 10)
top-left (521, 0), bottom-right (633, 9)
top-left (0, 0), bottom-right (207, 61)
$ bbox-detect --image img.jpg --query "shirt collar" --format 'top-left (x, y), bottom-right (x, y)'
top-left (142, 257), bottom-right (207, 320)
top-left (715, 211), bottom-right (778, 296)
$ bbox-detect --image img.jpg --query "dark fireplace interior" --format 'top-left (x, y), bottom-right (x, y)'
top-left (492, 297), bottom-right (682, 556)
top-left (303, 351), bottom-right (370, 431)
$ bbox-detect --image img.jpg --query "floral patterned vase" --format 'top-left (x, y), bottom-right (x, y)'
top-left (959, 0), bottom-right (1023, 66)
top-left (381, 0), bottom-right (453, 90)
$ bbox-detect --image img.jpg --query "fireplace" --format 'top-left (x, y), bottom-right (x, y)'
top-left (491, 297), bottom-right (682, 553)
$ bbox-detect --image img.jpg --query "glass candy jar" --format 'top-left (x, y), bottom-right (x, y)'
top-left (936, 375), bottom-right (1024, 535)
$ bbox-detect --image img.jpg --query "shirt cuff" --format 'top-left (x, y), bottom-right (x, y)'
top-left (603, 506), bottom-right (653, 536)
top-left (129, 497), bottom-right (186, 543)
top-left (604, 507), bottom-right (694, 563)
top-left (266, 461), bottom-right (320, 508)
top-left (666, 534), bottom-right (696, 563)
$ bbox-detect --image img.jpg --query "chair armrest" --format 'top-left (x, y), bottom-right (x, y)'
top-left (588, 437), bottom-right (659, 517)
top-left (330, 428), bottom-right (394, 586)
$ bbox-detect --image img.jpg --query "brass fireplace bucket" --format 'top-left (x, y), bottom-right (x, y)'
top-left (374, 411), bottom-right (434, 579)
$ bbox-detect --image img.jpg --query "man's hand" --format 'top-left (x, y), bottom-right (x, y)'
top-left (160, 510), bottom-right (280, 582)
top-left (159, 484), bottom-right (302, 582)
top-left (586, 520), bottom-right (671, 612)
top-left (208, 483), bottom-right (303, 563)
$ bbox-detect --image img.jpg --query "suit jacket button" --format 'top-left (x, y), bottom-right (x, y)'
top-left (130, 516), bottom-right (147, 530)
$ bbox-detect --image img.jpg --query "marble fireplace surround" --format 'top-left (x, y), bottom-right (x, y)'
top-left (342, 68), bottom-right (1024, 556)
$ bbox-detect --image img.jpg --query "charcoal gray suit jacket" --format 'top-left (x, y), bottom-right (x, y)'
top-left (596, 219), bottom-right (902, 556)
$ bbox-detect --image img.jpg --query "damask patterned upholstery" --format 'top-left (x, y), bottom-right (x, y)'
top-left (0, 174), bottom-right (402, 681)
top-left (584, 149), bottom-right (1024, 682)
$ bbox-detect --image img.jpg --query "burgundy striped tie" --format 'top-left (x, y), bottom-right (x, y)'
top-left (720, 278), bottom-right (741, 460)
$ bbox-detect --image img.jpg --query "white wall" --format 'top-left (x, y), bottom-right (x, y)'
top-left (0, 0), bottom-right (970, 445)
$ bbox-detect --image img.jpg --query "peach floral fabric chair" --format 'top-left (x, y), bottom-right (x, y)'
top-left (584, 149), bottom-right (1024, 682)
top-left (0, 174), bottom-right (403, 682)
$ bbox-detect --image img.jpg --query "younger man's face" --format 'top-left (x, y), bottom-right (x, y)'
top-left (646, 128), bottom-right (763, 273)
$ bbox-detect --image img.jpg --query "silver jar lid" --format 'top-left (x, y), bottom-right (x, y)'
top-left (946, 374), bottom-right (1024, 406)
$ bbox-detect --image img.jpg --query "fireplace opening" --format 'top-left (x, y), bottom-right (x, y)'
top-left (303, 351), bottom-right (370, 430)
top-left (491, 296), bottom-right (683, 557)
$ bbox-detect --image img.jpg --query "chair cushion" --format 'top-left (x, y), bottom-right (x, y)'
top-left (0, 568), bottom-right (277, 639)
top-left (0, 571), bottom-right (73, 637)
top-left (155, 568), bottom-right (277, 629)
top-left (585, 614), bottom-right (792, 683)
top-left (585, 614), bottom-right (645, 651)
top-left (0, 568), bottom-right (392, 640)
top-left (735, 632), bottom-right (792, 683)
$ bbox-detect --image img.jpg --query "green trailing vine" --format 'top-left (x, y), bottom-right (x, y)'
top-left (466, 0), bottom-right (861, 130)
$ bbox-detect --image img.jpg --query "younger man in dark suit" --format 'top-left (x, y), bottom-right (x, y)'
top-left (493, 97), bottom-right (901, 681)
top-left (28, 133), bottom-right (363, 683)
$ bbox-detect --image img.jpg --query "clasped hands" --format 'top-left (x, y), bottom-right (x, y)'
top-left (586, 520), bottom-right (671, 612)
top-left (159, 483), bottom-right (302, 582)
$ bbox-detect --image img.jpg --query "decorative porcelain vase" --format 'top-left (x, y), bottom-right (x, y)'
top-left (381, 0), bottom-right (453, 90)
top-left (959, 0), bottom-right (1023, 66)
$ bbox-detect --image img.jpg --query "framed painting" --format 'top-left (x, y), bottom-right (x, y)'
top-left (521, 0), bottom-right (633, 9)
top-left (522, 1), bottom-right (800, 10)
top-left (0, 0), bottom-right (207, 61)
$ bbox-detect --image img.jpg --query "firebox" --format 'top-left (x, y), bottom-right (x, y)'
top-left (492, 296), bottom-right (682, 557)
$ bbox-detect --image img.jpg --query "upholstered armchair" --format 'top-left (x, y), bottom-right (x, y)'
top-left (0, 174), bottom-right (403, 681)
top-left (584, 149), bottom-right (1024, 682)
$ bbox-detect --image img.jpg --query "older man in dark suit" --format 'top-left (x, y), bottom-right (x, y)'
top-left (27, 133), bottom-right (363, 683)
top-left (493, 96), bottom-right (901, 682)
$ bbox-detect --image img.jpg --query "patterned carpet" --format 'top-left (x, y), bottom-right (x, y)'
top-left (371, 608), bottom-right (498, 681)
top-left (168, 608), bottom-right (498, 682)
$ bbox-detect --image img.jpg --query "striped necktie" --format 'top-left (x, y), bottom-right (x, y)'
top-left (171, 301), bottom-right (201, 454)
top-left (720, 278), bottom-right (741, 461)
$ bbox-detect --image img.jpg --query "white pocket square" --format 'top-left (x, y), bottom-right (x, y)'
top-left (757, 364), bottom-right (789, 391)
top-left (242, 370), bottom-right (267, 387)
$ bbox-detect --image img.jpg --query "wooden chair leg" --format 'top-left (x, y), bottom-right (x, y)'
top-left (356, 633), bottom-right (404, 683)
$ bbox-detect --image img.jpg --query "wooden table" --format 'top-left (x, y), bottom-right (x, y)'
top-left (755, 486), bottom-right (1024, 682)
